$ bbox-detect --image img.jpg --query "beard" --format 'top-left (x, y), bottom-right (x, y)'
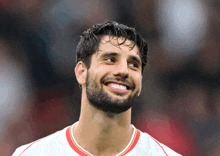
top-left (86, 71), bottom-right (140, 114)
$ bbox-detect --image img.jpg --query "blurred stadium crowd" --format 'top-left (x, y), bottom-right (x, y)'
top-left (0, 0), bottom-right (220, 155)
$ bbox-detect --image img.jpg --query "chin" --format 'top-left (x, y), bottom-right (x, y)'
top-left (111, 97), bottom-right (129, 104)
top-left (87, 90), bottom-right (136, 114)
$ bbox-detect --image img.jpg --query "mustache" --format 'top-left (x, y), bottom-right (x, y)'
top-left (102, 77), bottom-right (135, 90)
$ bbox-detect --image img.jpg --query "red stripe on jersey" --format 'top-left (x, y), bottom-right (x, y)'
top-left (118, 129), bottom-right (141, 156)
top-left (18, 139), bottom-right (40, 156)
top-left (66, 126), bottom-right (141, 156)
top-left (150, 136), bottom-right (169, 156)
top-left (18, 132), bottom-right (56, 156)
top-left (66, 127), bottom-right (92, 156)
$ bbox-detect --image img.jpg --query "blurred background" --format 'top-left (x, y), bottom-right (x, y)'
top-left (0, 0), bottom-right (220, 155)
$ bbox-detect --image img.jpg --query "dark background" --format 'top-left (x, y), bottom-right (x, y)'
top-left (0, 0), bottom-right (220, 155)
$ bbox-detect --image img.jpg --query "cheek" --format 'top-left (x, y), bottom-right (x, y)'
top-left (94, 64), bottom-right (112, 78)
top-left (88, 68), bottom-right (104, 87)
top-left (135, 74), bottom-right (142, 89)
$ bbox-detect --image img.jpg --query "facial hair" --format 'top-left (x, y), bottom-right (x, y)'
top-left (86, 71), bottom-right (140, 114)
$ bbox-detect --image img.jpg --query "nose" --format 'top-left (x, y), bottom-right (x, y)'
top-left (113, 60), bottom-right (129, 79)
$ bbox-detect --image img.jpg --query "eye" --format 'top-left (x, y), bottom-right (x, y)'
top-left (128, 62), bottom-right (139, 69)
top-left (105, 57), bottom-right (116, 63)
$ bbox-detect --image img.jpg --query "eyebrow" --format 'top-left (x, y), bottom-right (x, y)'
top-left (100, 52), bottom-right (119, 57)
top-left (100, 51), bottom-right (141, 64)
top-left (129, 55), bottom-right (141, 65)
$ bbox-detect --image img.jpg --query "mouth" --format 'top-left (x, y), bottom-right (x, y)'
top-left (104, 81), bottom-right (132, 94)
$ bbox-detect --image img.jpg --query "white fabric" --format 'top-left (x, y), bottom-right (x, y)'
top-left (12, 122), bottom-right (181, 156)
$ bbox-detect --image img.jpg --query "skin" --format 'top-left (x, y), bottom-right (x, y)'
top-left (74, 35), bottom-right (143, 156)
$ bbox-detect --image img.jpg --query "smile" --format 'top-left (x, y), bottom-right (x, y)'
top-left (109, 83), bottom-right (127, 90)
top-left (105, 82), bottom-right (131, 94)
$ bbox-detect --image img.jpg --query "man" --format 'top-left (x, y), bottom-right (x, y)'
top-left (13, 21), bottom-right (181, 156)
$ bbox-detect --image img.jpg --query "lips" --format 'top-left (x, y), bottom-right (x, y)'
top-left (104, 81), bottom-right (132, 90)
top-left (102, 78), bottom-right (135, 95)
top-left (104, 83), bottom-right (128, 94)
top-left (108, 83), bottom-right (127, 90)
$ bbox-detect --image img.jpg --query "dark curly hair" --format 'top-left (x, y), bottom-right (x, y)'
top-left (76, 21), bottom-right (148, 72)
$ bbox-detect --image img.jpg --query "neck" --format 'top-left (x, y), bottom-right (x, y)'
top-left (73, 93), bottom-right (133, 156)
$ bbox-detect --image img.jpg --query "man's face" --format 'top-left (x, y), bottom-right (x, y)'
top-left (86, 35), bottom-right (142, 114)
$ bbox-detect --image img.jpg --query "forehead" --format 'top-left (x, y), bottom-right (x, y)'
top-left (97, 35), bottom-right (140, 58)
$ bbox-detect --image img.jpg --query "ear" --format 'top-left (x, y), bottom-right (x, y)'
top-left (75, 61), bottom-right (87, 85)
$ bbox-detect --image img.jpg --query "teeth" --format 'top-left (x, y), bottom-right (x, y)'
top-left (109, 83), bottom-right (127, 90)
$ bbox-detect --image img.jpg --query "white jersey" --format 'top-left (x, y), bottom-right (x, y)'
top-left (12, 122), bottom-right (181, 156)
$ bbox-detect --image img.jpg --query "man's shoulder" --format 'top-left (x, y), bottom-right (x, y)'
top-left (134, 129), bottom-right (182, 156)
top-left (12, 126), bottom-right (70, 156)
